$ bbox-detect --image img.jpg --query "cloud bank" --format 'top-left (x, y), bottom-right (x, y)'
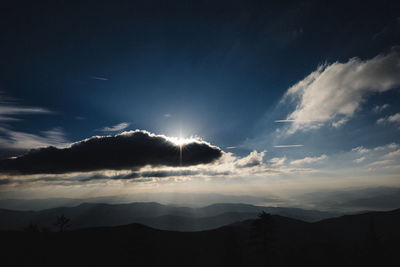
top-left (283, 48), bottom-right (400, 133)
top-left (0, 130), bottom-right (222, 175)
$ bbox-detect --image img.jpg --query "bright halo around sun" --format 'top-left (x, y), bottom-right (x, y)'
top-left (166, 136), bottom-right (202, 166)
top-left (167, 136), bottom-right (201, 146)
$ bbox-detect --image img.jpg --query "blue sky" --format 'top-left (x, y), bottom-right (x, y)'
top-left (0, 1), bottom-right (400, 209)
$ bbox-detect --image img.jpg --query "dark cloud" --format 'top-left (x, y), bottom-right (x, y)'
top-left (0, 169), bottom-right (232, 187)
top-left (80, 169), bottom-right (232, 182)
top-left (78, 170), bottom-right (201, 182)
top-left (0, 130), bottom-right (222, 175)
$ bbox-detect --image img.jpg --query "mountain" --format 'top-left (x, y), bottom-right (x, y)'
top-left (296, 187), bottom-right (400, 212)
top-left (0, 193), bottom-right (279, 210)
top-left (2, 209), bottom-right (399, 267)
top-left (0, 202), bottom-right (339, 231)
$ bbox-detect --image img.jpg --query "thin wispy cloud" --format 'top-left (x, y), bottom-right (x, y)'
top-left (0, 93), bottom-right (52, 122)
top-left (274, 145), bottom-right (304, 148)
top-left (383, 149), bottom-right (400, 158)
top-left (290, 154), bottom-right (327, 165)
top-left (373, 104), bottom-right (390, 113)
top-left (100, 122), bottom-right (130, 132)
top-left (354, 156), bottom-right (366, 163)
top-left (374, 143), bottom-right (399, 151)
top-left (367, 159), bottom-right (394, 167)
top-left (352, 146), bottom-right (370, 154)
top-left (269, 157), bottom-right (286, 166)
top-left (377, 113), bottom-right (400, 126)
top-left (0, 127), bottom-right (68, 150)
top-left (0, 106), bottom-right (51, 115)
top-left (91, 76), bottom-right (109, 81)
top-left (0, 93), bottom-right (62, 154)
top-left (347, 143), bottom-right (400, 170)
top-left (274, 119), bottom-right (296, 123)
top-left (331, 118), bottom-right (348, 128)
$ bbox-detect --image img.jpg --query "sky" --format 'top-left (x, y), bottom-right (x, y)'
top-left (0, 0), bottom-right (400, 210)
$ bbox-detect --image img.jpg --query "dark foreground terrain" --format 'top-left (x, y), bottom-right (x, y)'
top-left (2, 208), bottom-right (400, 267)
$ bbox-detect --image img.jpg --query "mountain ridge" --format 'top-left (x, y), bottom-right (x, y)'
top-left (0, 201), bottom-right (339, 231)
top-left (2, 208), bottom-right (400, 266)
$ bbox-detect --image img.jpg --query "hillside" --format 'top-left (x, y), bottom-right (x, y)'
top-left (2, 208), bottom-right (399, 267)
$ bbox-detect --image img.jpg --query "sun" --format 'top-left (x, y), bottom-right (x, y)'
top-left (166, 136), bottom-right (202, 166)
top-left (168, 136), bottom-right (199, 146)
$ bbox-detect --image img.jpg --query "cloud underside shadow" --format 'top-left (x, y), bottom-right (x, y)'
top-left (0, 130), bottom-right (222, 175)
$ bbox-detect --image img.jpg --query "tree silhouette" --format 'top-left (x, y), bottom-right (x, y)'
top-left (251, 211), bottom-right (277, 266)
top-left (252, 211), bottom-right (275, 245)
top-left (55, 214), bottom-right (71, 232)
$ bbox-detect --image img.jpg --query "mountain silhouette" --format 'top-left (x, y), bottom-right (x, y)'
top-left (0, 202), bottom-right (338, 231)
top-left (2, 208), bottom-right (399, 266)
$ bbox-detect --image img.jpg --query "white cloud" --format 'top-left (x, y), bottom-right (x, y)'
top-left (350, 143), bottom-right (400, 163)
top-left (163, 113), bottom-right (172, 118)
top-left (373, 143), bottom-right (399, 151)
top-left (377, 113), bottom-right (400, 126)
top-left (386, 113), bottom-right (400, 124)
top-left (0, 93), bottom-right (52, 122)
top-left (100, 122), bottom-right (130, 132)
top-left (383, 149), bottom-right (400, 158)
top-left (269, 157), bottom-right (286, 166)
top-left (236, 150), bottom-right (266, 168)
top-left (373, 104), bottom-right (389, 113)
top-left (368, 159), bottom-right (394, 167)
top-left (0, 93), bottom-right (61, 152)
top-left (290, 154), bottom-right (327, 165)
top-left (354, 156), bottom-right (366, 163)
top-left (0, 127), bottom-right (68, 150)
top-left (376, 117), bottom-right (386, 125)
top-left (0, 106), bottom-right (50, 116)
top-left (352, 146), bottom-right (370, 154)
top-left (331, 118), bottom-right (349, 128)
top-left (282, 48), bottom-right (400, 133)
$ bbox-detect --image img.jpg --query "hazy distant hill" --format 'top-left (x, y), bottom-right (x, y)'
top-left (0, 202), bottom-right (339, 231)
top-left (0, 193), bottom-right (279, 210)
top-left (2, 209), bottom-right (399, 267)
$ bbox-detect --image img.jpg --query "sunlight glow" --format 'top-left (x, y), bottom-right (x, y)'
top-left (167, 136), bottom-right (203, 166)
top-left (167, 136), bottom-right (202, 146)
